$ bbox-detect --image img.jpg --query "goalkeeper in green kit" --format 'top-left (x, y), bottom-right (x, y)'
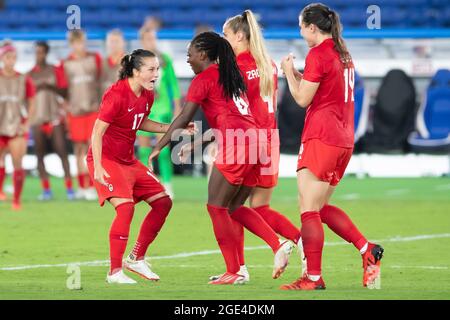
top-left (137, 23), bottom-right (181, 198)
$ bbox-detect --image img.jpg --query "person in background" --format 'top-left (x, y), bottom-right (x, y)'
top-left (60, 29), bottom-right (101, 201)
top-left (28, 41), bottom-right (74, 200)
top-left (101, 29), bottom-right (126, 95)
top-left (0, 42), bottom-right (36, 210)
top-left (137, 25), bottom-right (182, 198)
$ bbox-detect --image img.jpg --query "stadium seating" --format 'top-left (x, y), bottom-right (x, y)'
top-left (408, 69), bottom-right (450, 153)
top-left (1, 0), bottom-right (449, 31)
top-left (354, 72), bottom-right (370, 144)
top-left (360, 69), bottom-right (417, 153)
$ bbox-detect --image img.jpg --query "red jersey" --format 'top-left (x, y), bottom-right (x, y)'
top-left (87, 78), bottom-right (154, 165)
top-left (302, 38), bottom-right (355, 148)
top-left (186, 64), bottom-right (256, 135)
top-left (236, 51), bottom-right (278, 130)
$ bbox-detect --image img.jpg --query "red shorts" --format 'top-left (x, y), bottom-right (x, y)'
top-left (39, 118), bottom-right (64, 137)
top-left (67, 112), bottom-right (97, 143)
top-left (0, 134), bottom-right (28, 148)
top-left (87, 158), bottom-right (166, 206)
top-left (255, 132), bottom-right (280, 188)
top-left (0, 136), bottom-right (10, 148)
top-left (214, 143), bottom-right (259, 187)
top-left (297, 139), bottom-right (353, 186)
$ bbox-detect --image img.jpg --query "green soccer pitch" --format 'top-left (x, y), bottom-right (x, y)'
top-left (0, 176), bottom-right (449, 300)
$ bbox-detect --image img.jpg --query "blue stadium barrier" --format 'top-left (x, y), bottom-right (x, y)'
top-left (408, 69), bottom-right (450, 152)
top-left (1, 28), bottom-right (450, 41)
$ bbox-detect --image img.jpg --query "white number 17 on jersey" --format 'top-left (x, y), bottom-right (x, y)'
top-left (132, 113), bottom-right (145, 130)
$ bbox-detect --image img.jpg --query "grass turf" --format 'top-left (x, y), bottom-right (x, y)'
top-left (0, 176), bottom-right (449, 300)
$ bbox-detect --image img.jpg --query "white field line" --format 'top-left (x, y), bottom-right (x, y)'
top-left (1, 233), bottom-right (449, 271)
top-left (156, 264), bottom-right (449, 270)
top-left (390, 265), bottom-right (448, 270)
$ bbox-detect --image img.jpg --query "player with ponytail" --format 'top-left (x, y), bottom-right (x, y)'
top-left (201, 10), bottom-right (306, 283)
top-left (280, 3), bottom-right (383, 290)
top-left (87, 49), bottom-right (194, 284)
top-left (149, 32), bottom-right (294, 285)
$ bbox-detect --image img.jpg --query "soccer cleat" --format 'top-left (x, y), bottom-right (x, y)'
top-left (38, 190), bottom-right (53, 201)
top-left (273, 240), bottom-right (294, 279)
top-left (66, 188), bottom-right (76, 201)
top-left (208, 272), bottom-right (246, 285)
top-left (0, 191), bottom-right (6, 201)
top-left (74, 188), bottom-right (85, 200)
top-left (124, 257), bottom-right (160, 281)
top-left (11, 201), bottom-right (21, 211)
top-left (280, 275), bottom-right (326, 290)
top-left (297, 239), bottom-right (308, 278)
top-left (106, 270), bottom-right (137, 284)
top-left (362, 242), bottom-right (384, 288)
top-left (84, 187), bottom-right (98, 201)
top-left (209, 265), bottom-right (250, 283)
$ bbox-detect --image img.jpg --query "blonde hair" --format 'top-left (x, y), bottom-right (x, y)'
top-left (67, 29), bottom-right (86, 43)
top-left (106, 28), bottom-right (124, 39)
top-left (225, 10), bottom-right (274, 98)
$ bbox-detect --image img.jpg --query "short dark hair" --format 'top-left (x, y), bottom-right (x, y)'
top-left (35, 41), bottom-right (50, 54)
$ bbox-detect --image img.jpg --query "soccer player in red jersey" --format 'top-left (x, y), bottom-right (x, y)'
top-left (149, 32), bottom-right (294, 285)
top-left (280, 4), bottom-right (384, 290)
top-left (206, 10), bottom-right (307, 282)
top-left (88, 49), bottom-right (194, 284)
top-left (0, 42), bottom-right (36, 210)
top-left (28, 41), bottom-right (74, 201)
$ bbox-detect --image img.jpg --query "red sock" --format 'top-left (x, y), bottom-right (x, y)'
top-left (41, 178), bottom-right (51, 191)
top-left (131, 197), bottom-right (172, 260)
top-left (254, 205), bottom-right (301, 244)
top-left (0, 167), bottom-right (5, 192)
top-left (109, 202), bottom-right (135, 274)
top-left (231, 219), bottom-right (245, 266)
top-left (207, 204), bottom-right (240, 274)
top-left (13, 169), bottom-right (25, 203)
top-left (230, 206), bottom-right (280, 253)
top-left (85, 173), bottom-right (93, 187)
top-left (77, 174), bottom-right (85, 189)
top-left (320, 204), bottom-right (367, 251)
top-left (301, 211), bottom-right (324, 276)
top-left (65, 177), bottom-right (73, 190)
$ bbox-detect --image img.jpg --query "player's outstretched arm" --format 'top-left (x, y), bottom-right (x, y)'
top-left (178, 128), bottom-right (215, 164)
top-left (147, 101), bottom-right (199, 166)
top-left (139, 119), bottom-right (170, 133)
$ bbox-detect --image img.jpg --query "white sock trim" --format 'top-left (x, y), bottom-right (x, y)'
top-left (308, 274), bottom-right (321, 281)
top-left (360, 242), bottom-right (369, 255)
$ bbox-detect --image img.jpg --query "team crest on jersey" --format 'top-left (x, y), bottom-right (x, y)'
top-left (108, 183), bottom-right (114, 192)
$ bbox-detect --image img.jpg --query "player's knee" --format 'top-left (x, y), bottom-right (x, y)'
top-left (151, 196), bottom-right (172, 216)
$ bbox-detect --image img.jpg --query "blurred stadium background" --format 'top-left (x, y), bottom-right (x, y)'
top-left (0, 0), bottom-right (449, 178)
top-left (0, 0), bottom-right (449, 300)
